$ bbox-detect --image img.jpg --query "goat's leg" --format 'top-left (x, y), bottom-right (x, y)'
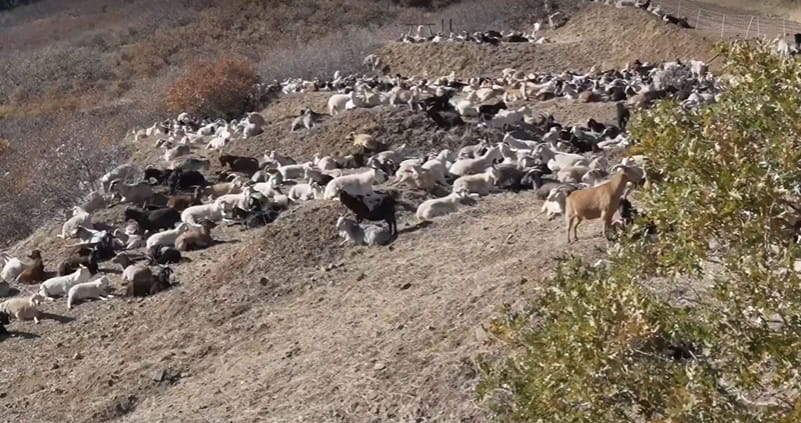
top-left (566, 217), bottom-right (574, 243)
top-left (572, 217), bottom-right (582, 243)
top-left (601, 210), bottom-right (611, 240)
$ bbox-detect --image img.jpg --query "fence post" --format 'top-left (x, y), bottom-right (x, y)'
top-left (677, 0), bottom-right (681, 17)
top-left (441, 19), bottom-right (444, 34)
top-left (696, 8), bottom-right (701, 29)
top-left (745, 16), bottom-right (753, 38)
top-left (757, 16), bottom-right (760, 36)
top-left (449, 18), bottom-right (453, 33)
top-left (784, 18), bottom-right (787, 36)
top-left (721, 15), bottom-right (726, 39)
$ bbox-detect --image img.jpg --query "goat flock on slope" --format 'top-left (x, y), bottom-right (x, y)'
top-left (0, 1), bottom-right (733, 336)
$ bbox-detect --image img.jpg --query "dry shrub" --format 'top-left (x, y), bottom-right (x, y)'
top-left (167, 59), bottom-right (260, 119)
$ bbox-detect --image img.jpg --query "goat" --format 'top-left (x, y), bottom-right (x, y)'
top-left (0, 293), bottom-right (44, 324)
top-left (1, 253), bottom-right (26, 283)
top-left (149, 245), bottom-right (182, 265)
top-left (347, 132), bottom-right (383, 151)
top-left (288, 182), bottom-right (325, 201)
top-left (127, 266), bottom-right (174, 297)
top-left (335, 216), bottom-right (393, 246)
top-left (15, 250), bottom-right (45, 284)
top-left (67, 276), bottom-right (112, 309)
top-left (181, 203), bottom-right (224, 228)
top-left (175, 220), bottom-right (217, 251)
top-left (449, 146), bottom-right (501, 177)
top-left (167, 169), bottom-right (206, 194)
top-left (59, 206), bottom-right (93, 239)
top-left (109, 180), bottom-right (154, 205)
top-left (125, 207), bottom-right (182, 233)
top-left (452, 167), bottom-right (499, 196)
top-left (220, 154), bottom-right (260, 176)
top-left (323, 167), bottom-right (388, 200)
top-left (57, 248), bottom-right (99, 276)
top-left (338, 190), bottom-right (397, 236)
top-left (416, 192), bottom-right (477, 221)
top-left (146, 223), bottom-right (190, 249)
top-left (167, 187), bottom-right (203, 210)
top-left (565, 167), bottom-right (634, 243)
top-left (39, 266), bottom-right (93, 300)
top-left (100, 164), bottom-right (140, 193)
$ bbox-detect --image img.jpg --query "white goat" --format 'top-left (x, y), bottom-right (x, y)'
top-left (449, 146), bottom-right (501, 177)
top-left (0, 293), bottom-right (44, 324)
top-left (452, 167), bottom-right (499, 196)
top-left (323, 168), bottom-right (388, 200)
top-left (59, 206), bottom-right (93, 239)
top-left (146, 223), bottom-right (190, 249)
top-left (39, 266), bottom-right (93, 300)
top-left (67, 276), bottom-right (113, 309)
top-left (416, 192), bottom-right (476, 221)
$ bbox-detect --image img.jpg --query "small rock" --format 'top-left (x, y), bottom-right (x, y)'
top-left (356, 273), bottom-right (366, 282)
top-left (399, 283), bottom-right (412, 290)
top-left (150, 369), bottom-right (166, 382)
top-left (373, 362), bottom-right (386, 371)
top-left (520, 277), bottom-right (528, 284)
top-left (72, 353), bottom-right (83, 360)
top-left (51, 363), bottom-right (60, 370)
top-left (259, 277), bottom-right (269, 286)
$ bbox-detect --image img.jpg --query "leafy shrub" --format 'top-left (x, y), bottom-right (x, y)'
top-left (167, 59), bottom-right (260, 119)
top-left (478, 41), bottom-right (801, 421)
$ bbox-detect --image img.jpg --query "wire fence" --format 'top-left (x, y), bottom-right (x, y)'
top-left (653, 0), bottom-right (801, 39)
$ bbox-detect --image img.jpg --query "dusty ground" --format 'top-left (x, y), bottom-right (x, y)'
top-left (0, 2), bottom-right (727, 423)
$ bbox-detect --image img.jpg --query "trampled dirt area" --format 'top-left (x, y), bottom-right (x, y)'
top-left (0, 2), bottom-right (733, 422)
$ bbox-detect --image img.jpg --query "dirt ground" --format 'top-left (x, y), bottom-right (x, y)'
top-left (0, 2), bottom-right (723, 423)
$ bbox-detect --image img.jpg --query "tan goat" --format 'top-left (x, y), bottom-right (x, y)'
top-left (564, 168), bottom-right (633, 243)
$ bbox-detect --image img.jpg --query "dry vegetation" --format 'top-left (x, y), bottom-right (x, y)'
top-left (167, 59), bottom-right (260, 119)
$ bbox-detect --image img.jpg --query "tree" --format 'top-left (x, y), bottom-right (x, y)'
top-left (478, 41), bottom-right (801, 422)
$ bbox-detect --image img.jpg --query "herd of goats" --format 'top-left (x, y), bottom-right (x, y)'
top-left (0, 3), bottom-right (730, 335)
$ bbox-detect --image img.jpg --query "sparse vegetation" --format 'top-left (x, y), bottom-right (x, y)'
top-left (478, 41), bottom-right (801, 421)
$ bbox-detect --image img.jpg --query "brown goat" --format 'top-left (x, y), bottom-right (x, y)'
top-left (167, 186), bottom-right (203, 210)
top-left (16, 250), bottom-right (45, 284)
top-left (175, 220), bottom-right (217, 251)
top-left (564, 168), bottom-right (633, 243)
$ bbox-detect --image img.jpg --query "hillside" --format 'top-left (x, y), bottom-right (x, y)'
top-left (0, 0), bottom-right (745, 422)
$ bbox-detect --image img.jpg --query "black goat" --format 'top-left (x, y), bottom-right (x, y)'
top-left (149, 245), bottom-right (182, 265)
top-left (127, 267), bottom-right (174, 297)
top-left (426, 107), bottom-right (464, 129)
top-left (478, 101), bottom-right (507, 121)
top-left (219, 154), bottom-right (260, 176)
top-left (338, 190), bottom-right (397, 236)
top-left (586, 118), bottom-right (606, 133)
top-left (494, 164), bottom-right (528, 192)
top-left (167, 168), bottom-right (206, 194)
top-left (124, 207), bottom-right (182, 233)
top-left (57, 248), bottom-right (100, 276)
top-left (144, 167), bottom-right (170, 185)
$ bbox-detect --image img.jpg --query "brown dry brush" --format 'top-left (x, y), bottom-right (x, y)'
top-left (167, 59), bottom-right (260, 119)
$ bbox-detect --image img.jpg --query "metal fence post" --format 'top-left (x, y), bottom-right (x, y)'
top-left (696, 8), bottom-right (701, 29)
top-left (757, 16), bottom-right (760, 36)
top-left (721, 15), bottom-right (726, 39)
top-left (745, 16), bottom-right (753, 38)
top-left (677, 0), bottom-right (682, 17)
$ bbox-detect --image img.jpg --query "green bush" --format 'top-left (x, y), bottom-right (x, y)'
top-left (478, 41), bottom-right (801, 422)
